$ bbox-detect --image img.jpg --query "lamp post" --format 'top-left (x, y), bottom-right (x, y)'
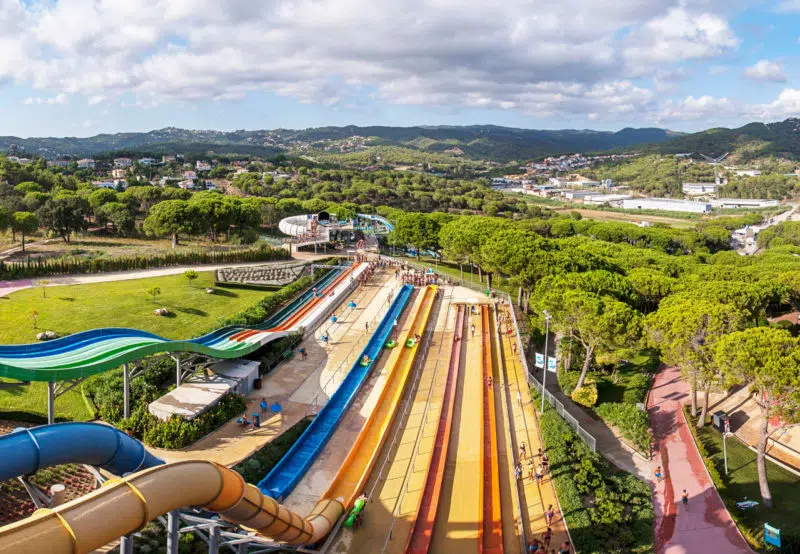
top-left (541, 310), bottom-right (552, 414)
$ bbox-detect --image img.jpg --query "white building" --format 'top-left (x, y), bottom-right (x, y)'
top-left (138, 157), bottom-right (157, 166)
top-left (93, 181), bottom-right (116, 189)
top-left (111, 168), bottom-right (127, 179)
top-left (47, 159), bottom-right (70, 168)
top-left (601, 179), bottom-right (616, 188)
top-left (573, 180), bottom-right (601, 188)
top-left (711, 198), bottom-right (780, 209)
top-left (196, 160), bottom-right (212, 171)
top-left (162, 155), bottom-right (176, 163)
top-left (563, 190), bottom-right (596, 201)
top-left (583, 194), bottom-right (632, 206)
top-left (183, 170), bottom-right (197, 180)
top-left (77, 158), bottom-right (95, 169)
top-left (622, 198), bottom-right (712, 214)
top-left (113, 157), bottom-right (133, 168)
top-left (682, 182), bottom-right (718, 196)
top-left (733, 169), bottom-right (762, 177)
top-left (548, 177), bottom-right (570, 187)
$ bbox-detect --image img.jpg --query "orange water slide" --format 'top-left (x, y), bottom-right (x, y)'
top-left (231, 263), bottom-right (357, 341)
top-left (482, 305), bottom-right (504, 554)
top-left (404, 304), bottom-right (466, 554)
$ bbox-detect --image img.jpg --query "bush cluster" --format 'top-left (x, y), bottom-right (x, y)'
top-left (537, 388), bottom-right (654, 554)
top-left (85, 358), bottom-right (247, 449)
top-left (234, 417), bottom-right (312, 484)
top-left (621, 372), bottom-right (652, 405)
top-left (571, 381), bottom-right (598, 407)
top-left (0, 244), bottom-right (288, 280)
top-left (595, 402), bottom-right (651, 453)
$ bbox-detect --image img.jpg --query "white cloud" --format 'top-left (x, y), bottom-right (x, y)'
top-left (0, 0), bottom-right (745, 121)
top-left (775, 0), bottom-right (800, 12)
top-left (743, 59), bottom-right (787, 82)
top-left (23, 93), bottom-right (68, 105)
top-left (653, 89), bottom-right (800, 123)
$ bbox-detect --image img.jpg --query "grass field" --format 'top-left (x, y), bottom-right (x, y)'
top-left (693, 415), bottom-right (800, 550)
top-left (0, 271), bottom-right (272, 422)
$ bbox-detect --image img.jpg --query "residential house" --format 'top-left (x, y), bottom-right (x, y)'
top-left (111, 168), bottom-right (128, 179)
top-left (113, 157), bottom-right (133, 168)
top-left (183, 170), bottom-right (197, 180)
top-left (77, 158), bottom-right (96, 169)
top-left (47, 160), bottom-right (70, 168)
top-left (196, 161), bottom-right (212, 171)
top-left (138, 158), bottom-right (157, 166)
top-left (162, 155), bottom-right (177, 163)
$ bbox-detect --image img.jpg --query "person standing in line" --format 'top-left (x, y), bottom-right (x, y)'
top-left (514, 462), bottom-right (522, 481)
top-left (535, 463), bottom-right (544, 485)
top-left (365, 321), bottom-right (369, 334)
top-left (542, 527), bottom-right (552, 549)
top-left (558, 541), bottom-right (572, 554)
top-left (519, 441), bottom-right (527, 459)
top-left (260, 398), bottom-right (267, 415)
top-left (471, 323), bottom-right (476, 338)
top-left (545, 504), bottom-right (557, 526)
top-left (541, 451), bottom-right (549, 474)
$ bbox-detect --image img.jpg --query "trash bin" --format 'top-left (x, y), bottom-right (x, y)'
top-left (253, 378), bottom-right (262, 390)
top-left (712, 410), bottom-right (728, 432)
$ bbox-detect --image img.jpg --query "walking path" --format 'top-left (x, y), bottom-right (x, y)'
top-left (0, 252), bottom-right (338, 297)
top-left (648, 365), bottom-right (751, 554)
top-left (534, 362), bottom-right (651, 481)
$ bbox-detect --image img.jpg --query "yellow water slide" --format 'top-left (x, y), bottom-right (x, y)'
top-left (0, 286), bottom-right (438, 554)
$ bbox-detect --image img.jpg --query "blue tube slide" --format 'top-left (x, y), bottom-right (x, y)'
top-left (357, 213), bottom-right (395, 232)
top-left (258, 284), bottom-right (414, 501)
top-left (0, 422), bottom-right (164, 483)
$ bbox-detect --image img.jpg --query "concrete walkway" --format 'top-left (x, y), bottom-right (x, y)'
top-left (147, 271), bottom-right (396, 466)
top-left (648, 365), bottom-right (751, 554)
top-left (532, 363), bottom-right (651, 481)
top-left (0, 252), bottom-right (340, 297)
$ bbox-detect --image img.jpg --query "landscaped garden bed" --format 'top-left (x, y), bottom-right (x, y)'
top-left (686, 407), bottom-right (800, 552)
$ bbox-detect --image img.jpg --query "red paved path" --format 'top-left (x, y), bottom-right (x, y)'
top-left (648, 365), bottom-right (752, 554)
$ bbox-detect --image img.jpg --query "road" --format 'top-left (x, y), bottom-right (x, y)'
top-left (739, 203), bottom-right (798, 255)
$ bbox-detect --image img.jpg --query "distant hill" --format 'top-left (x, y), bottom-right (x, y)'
top-left (0, 125), bottom-right (681, 162)
top-left (643, 118), bottom-right (800, 162)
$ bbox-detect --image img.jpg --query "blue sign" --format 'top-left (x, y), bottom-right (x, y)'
top-left (547, 357), bottom-right (557, 373)
top-left (765, 523), bottom-right (781, 547)
top-left (535, 353), bottom-right (544, 368)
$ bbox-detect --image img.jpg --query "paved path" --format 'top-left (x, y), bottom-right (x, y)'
top-left (648, 365), bottom-right (751, 554)
top-left (0, 256), bottom-right (335, 297)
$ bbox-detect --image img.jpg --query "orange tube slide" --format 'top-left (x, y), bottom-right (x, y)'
top-left (482, 305), bottom-right (504, 554)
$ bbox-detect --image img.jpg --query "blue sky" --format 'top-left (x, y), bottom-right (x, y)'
top-left (0, 0), bottom-right (798, 138)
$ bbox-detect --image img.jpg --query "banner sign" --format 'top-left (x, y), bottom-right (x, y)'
top-left (535, 353), bottom-right (544, 369)
top-left (547, 357), bottom-right (557, 373)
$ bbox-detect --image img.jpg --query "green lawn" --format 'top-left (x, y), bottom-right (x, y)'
top-left (0, 272), bottom-right (268, 344)
top-left (693, 417), bottom-right (800, 550)
top-left (595, 350), bottom-right (658, 405)
top-left (0, 272), bottom-right (272, 422)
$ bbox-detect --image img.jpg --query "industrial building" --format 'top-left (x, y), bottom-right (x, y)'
top-left (711, 198), bottom-right (780, 209)
top-left (682, 182), bottom-right (718, 196)
top-left (583, 194), bottom-right (632, 206)
top-left (622, 198), bottom-right (712, 214)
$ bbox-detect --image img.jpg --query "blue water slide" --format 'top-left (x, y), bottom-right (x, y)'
top-left (0, 422), bottom-right (164, 482)
top-left (357, 213), bottom-right (395, 232)
top-left (257, 284), bottom-right (414, 500)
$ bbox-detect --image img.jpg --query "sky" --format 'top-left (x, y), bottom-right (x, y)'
top-left (0, 0), bottom-right (799, 137)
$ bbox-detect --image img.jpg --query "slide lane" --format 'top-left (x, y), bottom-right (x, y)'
top-left (257, 284), bottom-right (414, 501)
top-left (323, 285), bottom-right (438, 514)
top-left (405, 304), bottom-right (466, 554)
top-left (430, 304), bottom-right (485, 554)
top-left (497, 304), bottom-right (568, 548)
top-left (482, 305), bottom-right (504, 554)
top-left (0, 265), bottom-right (359, 381)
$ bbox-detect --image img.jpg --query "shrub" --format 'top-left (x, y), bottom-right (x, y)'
top-left (621, 372), bottom-right (652, 405)
top-left (571, 381), bottom-right (598, 407)
top-left (558, 370), bottom-right (580, 396)
top-left (234, 417), bottom-right (312, 484)
top-left (596, 402), bottom-right (651, 453)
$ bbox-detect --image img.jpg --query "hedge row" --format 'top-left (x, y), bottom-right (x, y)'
top-left (234, 417), bottom-right (313, 484)
top-left (535, 389), bottom-right (654, 554)
top-left (0, 244), bottom-right (289, 280)
top-left (595, 402), bottom-right (651, 453)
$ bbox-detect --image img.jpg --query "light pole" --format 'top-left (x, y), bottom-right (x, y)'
top-left (540, 310), bottom-right (552, 414)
